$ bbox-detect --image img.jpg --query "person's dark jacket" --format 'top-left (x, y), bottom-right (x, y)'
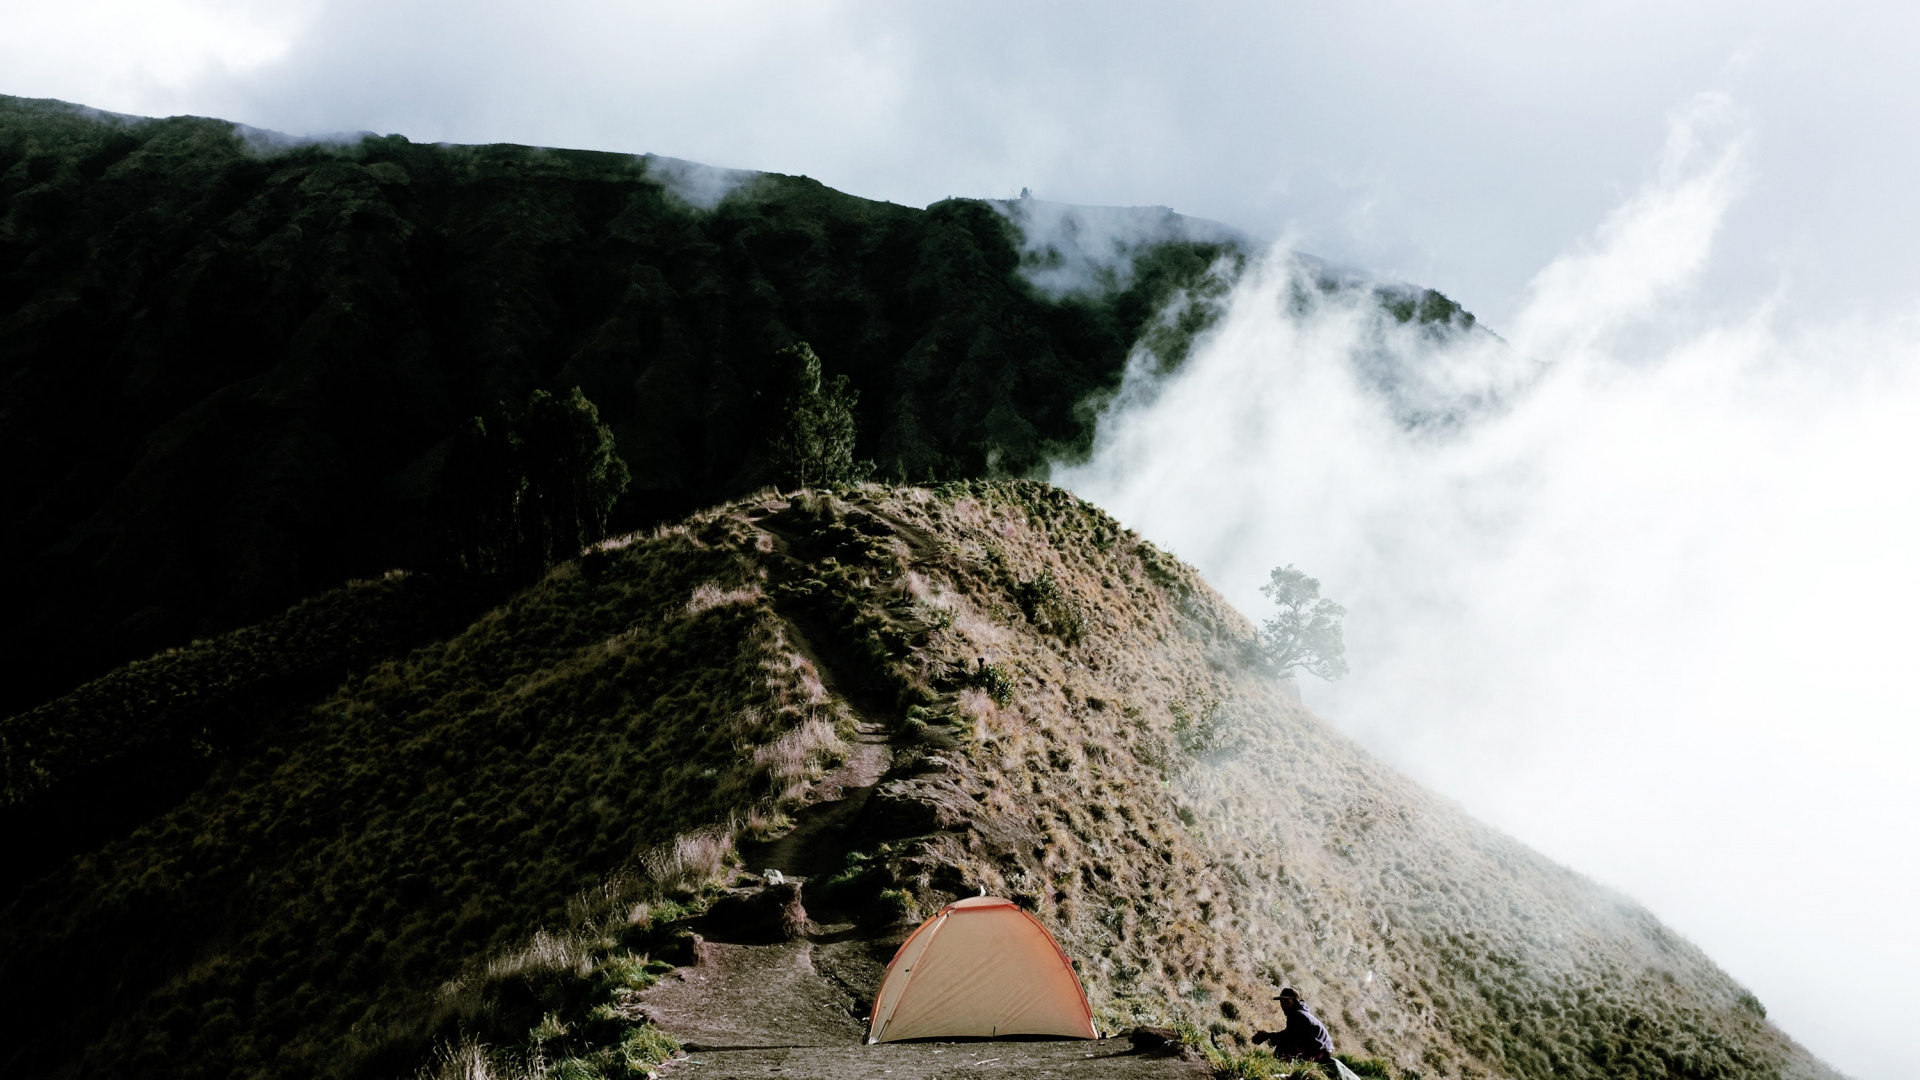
top-left (1254, 1004), bottom-right (1335, 1061)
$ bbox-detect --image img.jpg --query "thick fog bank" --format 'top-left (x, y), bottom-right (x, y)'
top-left (1057, 97), bottom-right (1919, 1080)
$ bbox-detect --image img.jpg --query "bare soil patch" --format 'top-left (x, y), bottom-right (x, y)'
top-left (666, 1037), bottom-right (1209, 1079)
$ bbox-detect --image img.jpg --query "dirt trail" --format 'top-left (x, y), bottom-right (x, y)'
top-left (638, 720), bottom-right (894, 1051)
top-left (637, 723), bottom-right (1207, 1078)
top-left (638, 504), bottom-right (1209, 1077)
top-left (637, 939), bottom-right (866, 1049)
top-left (669, 1038), bottom-right (1209, 1079)
top-left (747, 718), bottom-right (892, 881)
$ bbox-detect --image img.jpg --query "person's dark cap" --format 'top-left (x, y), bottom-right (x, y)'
top-left (1272, 987), bottom-right (1300, 1001)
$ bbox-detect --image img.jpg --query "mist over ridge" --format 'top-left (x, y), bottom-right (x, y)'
top-left (7, 4), bottom-right (1919, 1075)
top-left (1055, 95), bottom-right (1920, 1080)
top-left (0, 86), bottom-right (1897, 1079)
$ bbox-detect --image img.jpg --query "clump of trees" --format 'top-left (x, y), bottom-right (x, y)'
top-left (443, 387), bottom-right (631, 576)
top-left (767, 342), bottom-right (866, 489)
top-left (1257, 565), bottom-right (1349, 680)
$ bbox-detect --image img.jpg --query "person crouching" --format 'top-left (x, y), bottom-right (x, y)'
top-left (1251, 987), bottom-right (1337, 1076)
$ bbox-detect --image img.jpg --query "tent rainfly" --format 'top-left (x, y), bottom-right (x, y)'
top-left (867, 896), bottom-right (1097, 1043)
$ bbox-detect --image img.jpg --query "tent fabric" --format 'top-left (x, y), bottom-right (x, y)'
top-left (867, 896), bottom-right (1097, 1043)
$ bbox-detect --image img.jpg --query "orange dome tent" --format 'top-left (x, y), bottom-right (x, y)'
top-left (867, 896), bottom-right (1098, 1043)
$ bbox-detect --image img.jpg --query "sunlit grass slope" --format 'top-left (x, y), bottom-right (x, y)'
top-left (0, 482), bottom-right (1836, 1080)
top-left (787, 484), bottom-right (1831, 1080)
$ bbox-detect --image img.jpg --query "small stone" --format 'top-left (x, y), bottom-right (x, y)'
top-left (1129, 1026), bottom-right (1181, 1053)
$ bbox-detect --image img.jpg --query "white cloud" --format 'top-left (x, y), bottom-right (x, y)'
top-left (6, 2), bottom-right (1920, 1073)
top-left (9, 2), bottom-right (1920, 323)
top-left (1056, 99), bottom-right (1920, 1079)
top-left (1514, 93), bottom-right (1746, 359)
top-left (0, 0), bottom-right (320, 110)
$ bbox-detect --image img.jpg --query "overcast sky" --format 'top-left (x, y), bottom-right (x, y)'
top-left (5, 1), bottom-right (1919, 328)
top-left (6, 3), bottom-right (1918, 1076)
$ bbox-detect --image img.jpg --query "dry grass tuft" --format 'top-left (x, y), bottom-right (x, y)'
top-left (752, 715), bottom-right (847, 799)
top-left (482, 929), bottom-right (597, 985)
top-left (684, 582), bottom-right (763, 615)
top-left (419, 1037), bottom-right (527, 1080)
top-left (640, 831), bottom-right (735, 897)
top-left (588, 531), bottom-right (643, 553)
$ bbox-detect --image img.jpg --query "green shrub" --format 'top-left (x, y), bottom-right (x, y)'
top-left (877, 889), bottom-right (914, 921)
top-left (817, 849), bottom-right (885, 904)
top-left (970, 662), bottom-right (1015, 705)
top-left (1016, 570), bottom-right (1088, 643)
top-left (595, 955), bottom-right (667, 994)
top-left (1171, 698), bottom-right (1244, 761)
top-left (549, 1059), bottom-right (605, 1080)
top-left (1338, 1055), bottom-right (1394, 1078)
top-left (620, 1023), bottom-right (679, 1062)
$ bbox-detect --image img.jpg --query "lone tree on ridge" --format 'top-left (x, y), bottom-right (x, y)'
top-left (442, 386), bottom-right (630, 577)
top-left (1258, 564), bottom-right (1349, 681)
top-left (767, 342), bottom-right (864, 489)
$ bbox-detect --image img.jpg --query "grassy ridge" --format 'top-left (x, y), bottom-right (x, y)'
top-left (734, 482), bottom-right (1830, 1080)
top-left (0, 572), bottom-right (506, 900)
top-left (0, 521), bottom-right (854, 1079)
top-left (0, 482), bottom-right (1833, 1080)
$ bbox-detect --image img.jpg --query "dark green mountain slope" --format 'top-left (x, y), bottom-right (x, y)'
top-left (0, 571), bottom-right (509, 900)
top-left (0, 95), bottom-right (1235, 717)
top-left (0, 482), bottom-right (1835, 1080)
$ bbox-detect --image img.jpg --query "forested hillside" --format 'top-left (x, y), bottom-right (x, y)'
top-left (0, 95), bottom-right (1239, 716)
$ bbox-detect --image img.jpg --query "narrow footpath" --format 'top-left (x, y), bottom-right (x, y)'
top-left (633, 719), bottom-right (1209, 1079)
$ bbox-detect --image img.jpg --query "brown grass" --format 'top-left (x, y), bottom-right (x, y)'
top-left (0, 480), bottom-right (1838, 1080)
top-left (684, 582), bottom-right (764, 616)
top-left (739, 481), bottom-right (1834, 1080)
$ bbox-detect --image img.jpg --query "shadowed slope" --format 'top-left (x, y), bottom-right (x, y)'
top-left (0, 522), bottom-right (860, 1079)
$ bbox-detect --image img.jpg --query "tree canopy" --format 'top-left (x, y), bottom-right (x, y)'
top-left (1257, 564), bottom-right (1349, 681)
top-left (767, 342), bottom-right (865, 489)
top-left (443, 387), bottom-right (631, 576)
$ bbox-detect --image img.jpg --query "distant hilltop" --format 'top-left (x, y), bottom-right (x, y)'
top-left (986, 193), bottom-right (1259, 295)
top-left (1, 93), bottom-right (1489, 722)
top-left (0, 93), bottom-right (1222, 716)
